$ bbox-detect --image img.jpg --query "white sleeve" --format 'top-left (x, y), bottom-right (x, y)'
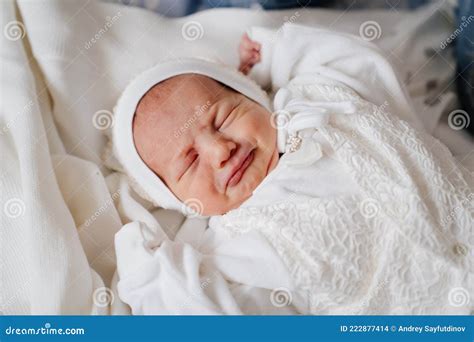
top-left (247, 24), bottom-right (422, 130)
top-left (115, 220), bottom-right (301, 315)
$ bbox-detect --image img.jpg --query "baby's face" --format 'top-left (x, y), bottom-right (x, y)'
top-left (133, 74), bottom-right (279, 215)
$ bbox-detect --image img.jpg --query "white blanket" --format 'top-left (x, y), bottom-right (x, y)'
top-left (1, 0), bottom-right (471, 314)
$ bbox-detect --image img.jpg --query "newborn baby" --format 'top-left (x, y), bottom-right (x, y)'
top-left (114, 24), bottom-right (473, 315)
top-left (132, 67), bottom-right (279, 216)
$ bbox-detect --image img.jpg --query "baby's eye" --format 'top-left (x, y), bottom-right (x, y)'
top-left (217, 106), bottom-right (237, 130)
top-left (178, 149), bottom-right (198, 181)
top-left (185, 152), bottom-right (198, 173)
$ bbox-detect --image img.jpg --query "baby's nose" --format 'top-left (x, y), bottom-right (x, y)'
top-left (199, 134), bottom-right (237, 169)
top-left (212, 140), bottom-right (237, 169)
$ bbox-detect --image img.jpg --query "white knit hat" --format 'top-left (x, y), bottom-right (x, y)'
top-left (112, 58), bottom-right (271, 215)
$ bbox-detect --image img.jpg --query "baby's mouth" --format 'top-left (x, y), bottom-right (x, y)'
top-left (227, 150), bottom-right (254, 188)
top-left (221, 148), bottom-right (255, 191)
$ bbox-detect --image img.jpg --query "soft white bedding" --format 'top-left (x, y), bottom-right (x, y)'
top-left (1, 0), bottom-right (471, 314)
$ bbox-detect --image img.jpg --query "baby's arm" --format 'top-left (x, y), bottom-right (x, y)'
top-left (115, 221), bottom-right (301, 315)
top-left (115, 221), bottom-right (240, 314)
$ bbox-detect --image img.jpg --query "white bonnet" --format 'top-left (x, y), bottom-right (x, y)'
top-left (111, 57), bottom-right (271, 216)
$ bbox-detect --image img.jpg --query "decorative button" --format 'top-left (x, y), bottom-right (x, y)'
top-left (284, 138), bottom-right (323, 168)
top-left (287, 133), bottom-right (302, 153)
top-left (453, 243), bottom-right (468, 256)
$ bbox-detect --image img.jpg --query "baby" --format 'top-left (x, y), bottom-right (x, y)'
top-left (132, 35), bottom-right (279, 215)
top-left (114, 24), bottom-right (472, 315)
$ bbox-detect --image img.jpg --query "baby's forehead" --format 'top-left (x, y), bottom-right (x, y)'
top-left (136, 74), bottom-right (228, 122)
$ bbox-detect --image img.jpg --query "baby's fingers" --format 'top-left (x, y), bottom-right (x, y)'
top-left (250, 40), bottom-right (261, 52)
top-left (241, 32), bottom-right (261, 50)
top-left (252, 51), bottom-right (261, 63)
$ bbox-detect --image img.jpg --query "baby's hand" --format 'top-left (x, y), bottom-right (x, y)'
top-left (238, 33), bottom-right (261, 75)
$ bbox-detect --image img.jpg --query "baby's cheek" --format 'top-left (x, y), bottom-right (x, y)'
top-left (171, 174), bottom-right (206, 203)
top-left (189, 170), bottom-right (221, 198)
top-left (240, 117), bottom-right (264, 141)
top-left (198, 186), bottom-right (231, 215)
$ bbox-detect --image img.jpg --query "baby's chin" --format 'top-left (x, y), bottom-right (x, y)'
top-left (199, 165), bottom-right (261, 216)
top-left (200, 148), bottom-right (279, 216)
